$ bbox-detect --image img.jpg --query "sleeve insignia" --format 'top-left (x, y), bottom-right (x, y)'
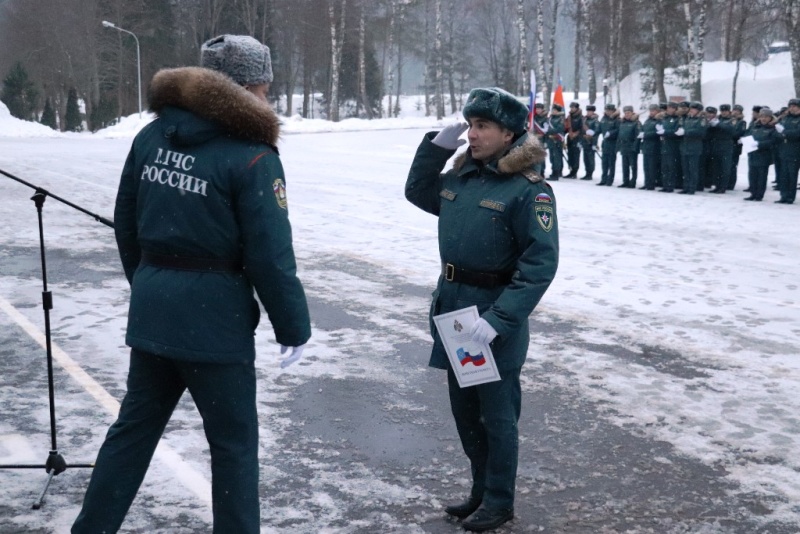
top-left (479, 199), bottom-right (506, 212)
top-left (273, 178), bottom-right (288, 209)
top-left (535, 205), bottom-right (554, 232)
top-left (534, 192), bottom-right (552, 204)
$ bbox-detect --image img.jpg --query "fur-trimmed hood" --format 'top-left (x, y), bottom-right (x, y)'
top-left (452, 133), bottom-right (547, 180)
top-left (148, 67), bottom-right (280, 146)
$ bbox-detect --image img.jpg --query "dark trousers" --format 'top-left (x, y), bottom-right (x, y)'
top-left (72, 349), bottom-right (260, 534)
top-left (620, 152), bottom-right (638, 186)
top-left (660, 147), bottom-right (680, 190)
top-left (448, 366), bottom-right (521, 510)
top-left (567, 139), bottom-right (581, 175)
top-left (779, 156), bottom-right (800, 202)
top-left (643, 152), bottom-right (661, 189)
top-left (601, 144), bottom-right (617, 184)
top-left (582, 143), bottom-right (596, 178)
top-left (709, 149), bottom-right (733, 192)
top-left (547, 138), bottom-right (563, 176)
top-left (681, 153), bottom-right (701, 194)
top-left (749, 163), bottom-right (770, 200)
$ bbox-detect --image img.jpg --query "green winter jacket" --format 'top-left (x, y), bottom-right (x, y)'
top-left (680, 114), bottom-right (707, 156)
top-left (777, 113), bottom-right (800, 159)
top-left (114, 67), bottom-right (311, 364)
top-left (617, 115), bottom-right (642, 154)
top-left (405, 132), bottom-right (559, 372)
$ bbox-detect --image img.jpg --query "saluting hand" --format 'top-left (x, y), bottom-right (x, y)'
top-left (432, 122), bottom-right (469, 150)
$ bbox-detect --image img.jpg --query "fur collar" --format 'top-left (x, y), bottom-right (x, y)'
top-left (452, 134), bottom-right (547, 181)
top-left (148, 67), bottom-right (280, 146)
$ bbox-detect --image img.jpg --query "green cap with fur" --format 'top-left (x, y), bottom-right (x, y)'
top-left (462, 87), bottom-right (528, 134)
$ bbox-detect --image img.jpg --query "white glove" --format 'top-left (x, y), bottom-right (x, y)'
top-left (709, 118), bottom-right (719, 126)
top-left (776, 123), bottom-right (785, 133)
top-left (675, 127), bottom-right (685, 136)
top-left (279, 344), bottom-right (305, 368)
top-left (637, 132), bottom-right (644, 139)
top-left (603, 132), bottom-right (610, 139)
top-left (542, 122), bottom-right (550, 133)
top-left (737, 138), bottom-right (743, 145)
top-left (470, 318), bottom-right (498, 345)
top-left (431, 122), bottom-right (468, 150)
top-left (586, 129), bottom-right (595, 136)
top-left (655, 125), bottom-right (665, 135)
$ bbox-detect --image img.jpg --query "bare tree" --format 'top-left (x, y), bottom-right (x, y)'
top-left (328, 0), bottom-right (346, 121)
top-left (547, 0), bottom-right (560, 102)
top-left (652, 0), bottom-right (668, 102)
top-left (785, 0), bottom-right (800, 96)
top-left (582, 0), bottom-right (597, 104)
top-left (357, 0), bottom-right (373, 118)
top-left (572, 0), bottom-right (582, 100)
top-left (536, 0), bottom-right (549, 108)
top-left (517, 0), bottom-right (529, 96)
top-left (434, 0), bottom-right (444, 119)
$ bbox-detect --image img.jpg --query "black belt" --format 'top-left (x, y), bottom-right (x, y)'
top-left (443, 263), bottom-right (513, 289)
top-left (141, 251), bottom-right (243, 273)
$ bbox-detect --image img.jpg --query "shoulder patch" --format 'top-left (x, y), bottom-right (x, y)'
top-left (479, 199), bottom-right (506, 212)
top-left (523, 170), bottom-right (544, 184)
top-left (440, 189), bottom-right (457, 201)
top-left (534, 192), bottom-right (552, 204)
top-left (273, 178), bottom-right (288, 209)
top-left (535, 205), bottom-right (554, 232)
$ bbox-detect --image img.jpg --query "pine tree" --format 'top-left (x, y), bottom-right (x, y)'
top-left (65, 87), bottom-right (82, 132)
top-left (1, 62), bottom-right (39, 120)
top-left (40, 97), bottom-right (57, 129)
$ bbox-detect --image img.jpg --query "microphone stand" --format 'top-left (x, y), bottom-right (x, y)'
top-left (0, 167), bottom-right (113, 509)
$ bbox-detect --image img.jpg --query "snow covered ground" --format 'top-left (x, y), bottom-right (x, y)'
top-left (1, 56), bottom-right (799, 533)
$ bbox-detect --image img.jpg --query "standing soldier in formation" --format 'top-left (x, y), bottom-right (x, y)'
top-left (640, 104), bottom-right (662, 190)
top-left (743, 106), bottom-right (763, 193)
top-left (598, 104), bottom-right (620, 186)
top-left (744, 107), bottom-right (779, 201)
top-left (657, 102), bottom-right (682, 193)
top-left (531, 103), bottom-right (549, 177)
top-left (547, 104), bottom-right (566, 180)
top-left (728, 104), bottom-right (748, 190)
top-left (678, 102), bottom-right (708, 195)
top-left (564, 102), bottom-right (583, 178)
top-left (775, 98), bottom-right (800, 204)
top-left (705, 105), bottom-right (737, 194)
top-left (616, 105), bottom-right (641, 188)
top-left (581, 105), bottom-right (601, 180)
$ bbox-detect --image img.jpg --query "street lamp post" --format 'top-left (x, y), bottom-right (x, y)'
top-left (602, 78), bottom-right (609, 108)
top-left (102, 21), bottom-right (142, 119)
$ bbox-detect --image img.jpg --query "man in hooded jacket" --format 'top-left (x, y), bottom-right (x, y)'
top-left (405, 87), bottom-right (559, 532)
top-left (71, 35), bottom-right (311, 534)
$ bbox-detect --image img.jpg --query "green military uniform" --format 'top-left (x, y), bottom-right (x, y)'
top-left (617, 110), bottom-right (642, 188)
top-left (406, 127), bottom-right (559, 512)
top-left (581, 110), bottom-right (601, 180)
top-left (641, 111), bottom-right (662, 190)
top-left (73, 65), bottom-right (311, 534)
top-left (776, 102), bottom-right (800, 203)
top-left (746, 116), bottom-right (779, 201)
top-left (728, 107), bottom-right (748, 190)
top-left (565, 105), bottom-right (583, 177)
top-left (659, 109), bottom-right (682, 192)
top-left (546, 107), bottom-right (566, 179)
top-left (705, 109), bottom-right (737, 193)
top-left (532, 108), bottom-right (549, 177)
top-left (599, 107), bottom-right (620, 185)
top-left (679, 106), bottom-right (708, 194)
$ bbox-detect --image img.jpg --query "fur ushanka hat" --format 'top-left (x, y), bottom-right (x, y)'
top-left (201, 35), bottom-right (273, 86)
top-left (462, 87), bottom-right (529, 134)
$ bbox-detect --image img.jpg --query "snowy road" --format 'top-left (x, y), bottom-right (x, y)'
top-left (1, 130), bottom-right (799, 533)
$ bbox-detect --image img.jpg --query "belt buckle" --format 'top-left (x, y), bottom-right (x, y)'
top-left (445, 263), bottom-right (455, 282)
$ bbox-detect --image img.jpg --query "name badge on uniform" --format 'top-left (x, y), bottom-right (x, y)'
top-left (479, 199), bottom-right (506, 212)
top-left (440, 189), bottom-right (457, 201)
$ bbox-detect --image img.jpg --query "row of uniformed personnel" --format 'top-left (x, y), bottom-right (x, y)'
top-left (529, 98), bottom-right (800, 204)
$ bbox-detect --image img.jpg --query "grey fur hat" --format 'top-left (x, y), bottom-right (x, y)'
top-left (462, 87), bottom-right (528, 134)
top-left (201, 35), bottom-right (273, 86)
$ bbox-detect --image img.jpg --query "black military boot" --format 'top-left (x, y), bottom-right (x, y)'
top-left (444, 497), bottom-right (482, 519)
top-left (462, 506), bottom-right (514, 532)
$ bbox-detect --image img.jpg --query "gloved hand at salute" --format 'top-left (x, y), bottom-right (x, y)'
top-left (432, 122), bottom-right (469, 150)
top-left (470, 318), bottom-right (498, 345)
top-left (675, 127), bottom-right (685, 136)
top-left (280, 344), bottom-right (305, 368)
top-left (776, 123), bottom-right (785, 133)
